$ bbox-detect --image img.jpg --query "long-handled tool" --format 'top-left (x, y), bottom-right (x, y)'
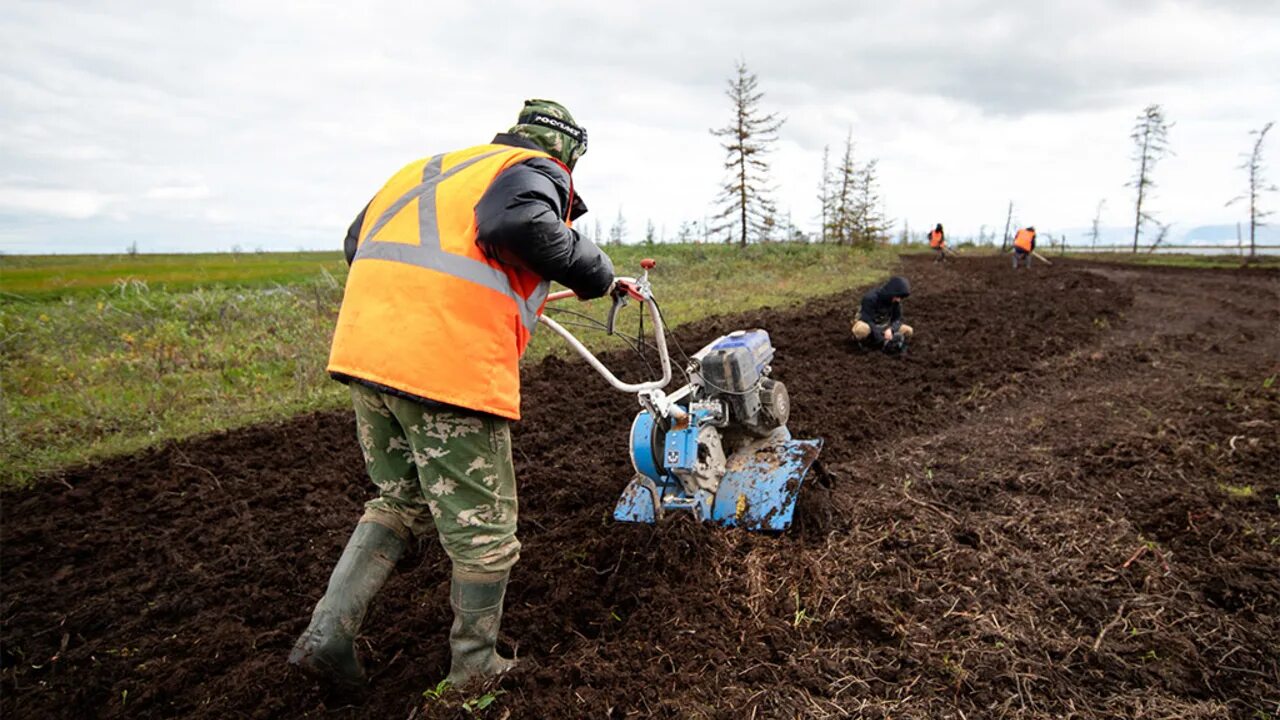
top-left (1006, 248), bottom-right (1054, 266)
top-left (539, 260), bottom-right (823, 532)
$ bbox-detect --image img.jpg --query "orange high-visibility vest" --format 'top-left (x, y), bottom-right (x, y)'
top-left (929, 230), bottom-right (944, 248)
top-left (328, 144), bottom-right (569, 420)
top-left (1013, 228), bottom-right (1035, 252)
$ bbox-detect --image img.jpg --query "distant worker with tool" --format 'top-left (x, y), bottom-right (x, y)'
top-left (1012, 226), bottom-right (1037, 269)
top-left (929, 223), bottom-right (947, 263)
top-left (290, 100), bottom-right (616, 690)
top-left (851, 275), bottom-right (913, 354)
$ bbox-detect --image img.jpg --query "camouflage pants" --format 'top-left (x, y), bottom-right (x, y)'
top-left (350, 383), bottom-right (520, 574)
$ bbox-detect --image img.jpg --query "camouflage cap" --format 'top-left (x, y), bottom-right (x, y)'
top-left (509, 99), bottom-right (587, 170)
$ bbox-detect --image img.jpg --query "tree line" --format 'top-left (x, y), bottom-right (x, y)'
top-left (587, 63), bottom-right (1274, 257)
top-left (586, 60), bottom-right (891, 248)
top-left (1075, 104), bottom-right (1273, 257)
top-left (709, 60), bottom-right (891, 247)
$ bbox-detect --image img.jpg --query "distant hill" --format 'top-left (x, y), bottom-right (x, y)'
top-left (1053, 223), bottom-right (1279, 249)
top-left (1181, 223), bottom-right (1279, 244)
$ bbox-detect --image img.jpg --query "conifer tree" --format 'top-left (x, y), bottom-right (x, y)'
top-left (851, 159), bottom-right (888, 246)
top-left (710, 60), bottom-right (784, 247)
top-left (831, 131), bottom-right (857, 245)
top-left (609, 209), bottom-right (628, 245)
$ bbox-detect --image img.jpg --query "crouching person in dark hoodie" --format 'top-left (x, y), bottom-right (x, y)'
top-left (851, 276), bottom-right (913, 354)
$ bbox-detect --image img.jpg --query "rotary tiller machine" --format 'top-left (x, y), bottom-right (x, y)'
top-left (539, 259), bottom-right (823, 532)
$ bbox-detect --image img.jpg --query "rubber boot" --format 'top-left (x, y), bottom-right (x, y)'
top-left (444, 569), bottom-right (516, 687)
top-left (288, 521), bottom-right (406, 687)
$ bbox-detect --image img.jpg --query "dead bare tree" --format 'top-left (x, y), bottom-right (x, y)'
top-left (1227, 121), bottom-right (1275, 259)
top-left (1089, 199), bottom-right (1106, 250)
top-left (1128, 104), bottom-right (1174, 253)
top-left (710, 60), bottom-right (784, 247)
top-left (817, 145), bottom-right (833, 243)
top-left (1146, 220), bottom-right (1173, 254)
top-left (1000, 201), bottom-right (1014, 252)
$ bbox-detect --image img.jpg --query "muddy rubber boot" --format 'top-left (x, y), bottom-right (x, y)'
top-left (444, 570), bottom-right (516, 688)
top-left (288, 521), bottom-right (406, 687)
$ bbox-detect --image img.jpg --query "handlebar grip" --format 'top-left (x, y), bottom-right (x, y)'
top-left (606, 294), bottom-right (624, 335)
top-left (640, 258), bottom-right (656, 269)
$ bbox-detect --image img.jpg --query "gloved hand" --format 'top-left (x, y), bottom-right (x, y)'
top-left (882, 330), bottom-right (907, 355)
top-left (610, 278), bottom-right (643, 300)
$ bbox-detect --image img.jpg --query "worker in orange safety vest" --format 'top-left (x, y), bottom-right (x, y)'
top-left (928, 223), bottom-right (947, 263)
top-left (290, 99), bottom-right (616, 691)
top-left (1012, 226), bottom-right (1037, 269)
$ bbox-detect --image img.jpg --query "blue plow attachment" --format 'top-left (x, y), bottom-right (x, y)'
top-left (713, 438), bottom-right (823, 531)
top-left (613, 437), bottom-right (823, 532)
top-left (614, 475), bottom-right (663, 525)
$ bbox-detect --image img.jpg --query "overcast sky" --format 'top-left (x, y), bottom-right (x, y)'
top-left (2, 0), bottom-right (1278, 254)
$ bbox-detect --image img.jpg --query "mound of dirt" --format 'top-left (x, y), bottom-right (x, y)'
top-left (3, 256), bottom-right (1277, 719)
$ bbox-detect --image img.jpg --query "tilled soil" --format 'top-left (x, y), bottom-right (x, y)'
top-left (2, 256), bottom-right (1277, 719)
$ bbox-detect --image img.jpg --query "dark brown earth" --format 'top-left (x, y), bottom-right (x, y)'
top-left (2, 256), bottom-right (1277, 719)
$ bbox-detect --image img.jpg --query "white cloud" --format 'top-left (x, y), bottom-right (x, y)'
top-left (0, 186), bottom-right (119, 220)
top-left (1, 0), bottom-right (1278, 252)
top-left (144, 185), bottom-right (211, 200)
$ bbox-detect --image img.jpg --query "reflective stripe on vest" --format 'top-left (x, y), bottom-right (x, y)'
top-left (352, 151), bottom-right (550, 331)
top-left (329, 144), bottom-right (567, 419)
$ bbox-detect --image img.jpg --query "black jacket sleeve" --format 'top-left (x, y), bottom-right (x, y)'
top-left (889, 301), bottom-right (903, 331)
top-left (474, 158), bottom-right (614, 299)
top-left (344, 201), bottom-right (370, 266)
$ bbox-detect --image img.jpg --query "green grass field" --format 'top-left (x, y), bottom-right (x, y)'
top-left (0, 251), bottom-right (349, 298)
top-left (0, 243), bottom-right (900, 485)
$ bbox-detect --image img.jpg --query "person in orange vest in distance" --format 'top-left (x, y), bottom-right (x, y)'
top-left (290, 100), bottom-right (616, 690)
top-left (1012, 226), bottom-right (1037, 269)
top-left (928, 223), bottom-right (947, 263)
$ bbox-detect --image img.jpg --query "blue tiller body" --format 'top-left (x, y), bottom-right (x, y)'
top-left (613, 330), bottom-right (823, 532)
